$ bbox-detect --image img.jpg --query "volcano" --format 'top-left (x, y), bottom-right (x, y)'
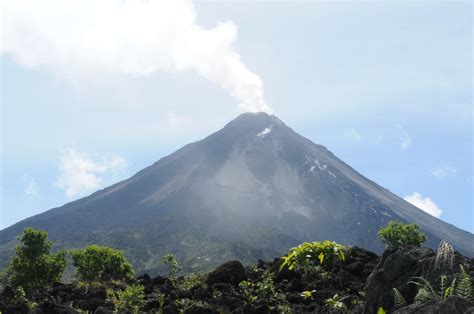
top-left (1, 112), bottom-right (472, 273)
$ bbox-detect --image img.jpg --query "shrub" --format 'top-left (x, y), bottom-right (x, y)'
top-left (71, 245), bottom-right (133, 282)
top-left (115, 284), bottom-right (145, 314)
top-left (177, 272), bottom-right (206, 291)
top-left (161, 253), bottom-right (181, 278)
top-left (239, 272), bottom-right (288, 308)
top-left (7, 228), bottom-right (66, 291)
top-left (378, 221), bottom-right (426, 249)
top-left (280, 240), bottom-right (346, 271)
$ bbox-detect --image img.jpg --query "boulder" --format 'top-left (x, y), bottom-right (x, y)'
top-left (364, 247), bottom-right (434, 313)
top-left (206, 261), bottom-right (246, 286)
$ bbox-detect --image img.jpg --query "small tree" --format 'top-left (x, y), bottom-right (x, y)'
top-left (71, 245), bottom-right (133, 282)
top-left (161, 253), bottom-right (181, 278)
top-left (7, 228), bottom-right (66, 291)
top-left (378, 221), bottom-right (426, 249)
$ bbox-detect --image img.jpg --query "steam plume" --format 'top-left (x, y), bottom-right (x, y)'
top-left (1, 0), bottom-right (270, 113)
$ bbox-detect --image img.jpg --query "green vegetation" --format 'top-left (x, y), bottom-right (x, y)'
top-left (239, 271), bottom-right (290, 312)
top-left (115, 284), bottom-right (145, 313)
top-left (161, 253), bottom-right (181, 278)
top-left (392, 288), bottom-right (407, 307)
top-left (455, 265), bottom-right (472, 300)
top-left (239, 273), bottom-right (277, 304)
top-left (324, 294), bottom-right (347, 311)
top-left (71, 245), bottom-right (134, 282)
top-left (176, 272), bottom-right (206, 291)
top-left (378, 221), bottom-right (426, 249)
top-left (404, 264), bottom-right (473, 304)
top-left (280, 240), bottom-right (345, 271)
top-left (1, 223), bottom-right (471, 313)
top-left (299, 290), bottom-right (316, 300)
top-left (6, 228), bottom-right (66, 291)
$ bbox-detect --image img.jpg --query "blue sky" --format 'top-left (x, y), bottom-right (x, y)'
top-left (1, 1), bottom-right (472, 233)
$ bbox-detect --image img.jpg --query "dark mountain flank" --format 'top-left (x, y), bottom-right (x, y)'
top-left (1, 112), bottom-right (473, 273)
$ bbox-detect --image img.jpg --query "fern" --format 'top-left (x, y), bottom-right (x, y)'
top-left (439, 275), bottom-right (446, 297)
top-left (444, 278), bottom-right (455, 298)
top-left (392, 288), bottom-right (407, 307)
top-left (409, 277), bottom-right (437, 303)
top-left (455, 265), bottom-right (472, 300)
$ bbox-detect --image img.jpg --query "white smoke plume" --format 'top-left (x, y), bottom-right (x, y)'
top-left (1, 0), bottom-right (270, 113)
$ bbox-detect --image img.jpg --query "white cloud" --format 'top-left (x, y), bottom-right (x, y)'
top-left (55, 148), bottom-right (127, 198)
top-left (1, 0), bottom-right (270, 113)
top-left (404, 192), bottom-right (442, 218)
top-left (432, 165), bottom-right (457, 178)
top-left (396, 124), bottom-right (412, 151)
top-left (23, 174), bottom-right (39, 197)
top-left (343, 129), bottom-right (362, 142)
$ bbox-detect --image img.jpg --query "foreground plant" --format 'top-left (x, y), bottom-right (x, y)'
top-left (433, 240), bottom-right (454, 271)
top-left (300, 290), bottom-right (316, 300)
top-left (115, 284), bottom-right (145, 314)
top-left (239, 272), bottom-right (289, 310)
top-left (6, 228), bottom-right (66, 291)
top-left (407, 265), bottom-right (473, 304)
top-left (280, 240), bottom-right (345, 272)
top-left (324, 294), bottom-right (347, 311)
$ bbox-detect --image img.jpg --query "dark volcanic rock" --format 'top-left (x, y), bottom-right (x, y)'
top-left (364, 247), bottom-right (433, 313)
top-left (207, 260), bottom-right (247, 285)
top-left (365, 246), bottom-right (474, 313)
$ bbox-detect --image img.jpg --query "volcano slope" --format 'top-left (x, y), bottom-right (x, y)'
top-left (0, 112), bottom-right (472, 273)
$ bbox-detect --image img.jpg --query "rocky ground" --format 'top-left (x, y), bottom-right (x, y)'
top-left (1, 246), bottom-right (473, 313)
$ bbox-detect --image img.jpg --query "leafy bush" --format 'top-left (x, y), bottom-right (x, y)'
top-left (280, 240), bottom-right (346, 271)
top-left (7, 228), bottom-right (66, 291)
top-left (378, 221), bottom-right (426, 249)
top-left (71, 245), bottom-right (133, 282)
top-left (115, 284), bottom-right (145, 313)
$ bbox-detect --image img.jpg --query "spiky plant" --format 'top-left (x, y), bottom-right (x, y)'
top-left (433, 241), bottom-right (454, 271)
top-left (392, 288), bottom-right (407, 307)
